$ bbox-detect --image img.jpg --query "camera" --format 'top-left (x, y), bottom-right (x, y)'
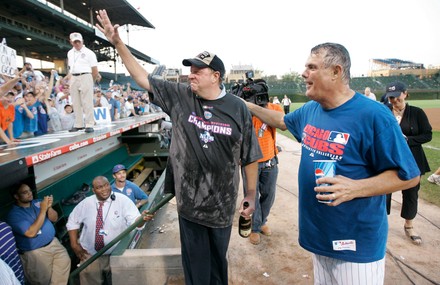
top-left (230, 72), bottom-right (269, 106)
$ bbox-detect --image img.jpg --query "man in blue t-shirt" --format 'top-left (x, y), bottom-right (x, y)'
top-left (105, 90), bottom-right (118, 121)
top-left (13, 97), bottom-right (35, 139)
top-left (21, 91), bottom-right (39, 138)
top-left (245, 43), bottom-right (420, 284)
top-left (6, 184), bottom-right (70, 284)
top-left (111, 164), bottom-right (148, 209)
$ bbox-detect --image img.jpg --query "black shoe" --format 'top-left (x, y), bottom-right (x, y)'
top-left (84, 127), bottom-right (94, 133)
top-left (61, 192), bottom-right (87, 205)
top-left (69, 127), bottom-right (84, 132)
top-left (80, 183), bottom-right (90, 193)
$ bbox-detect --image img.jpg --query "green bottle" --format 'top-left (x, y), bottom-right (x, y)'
top-left (239, 201), bottom-right (252, 238)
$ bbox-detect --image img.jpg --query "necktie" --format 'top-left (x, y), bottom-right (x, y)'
top-left (95, 201), bottom-right (105, 251)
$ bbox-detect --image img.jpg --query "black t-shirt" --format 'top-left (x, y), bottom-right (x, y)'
top-left (149, 75), bottom-right (262, 227)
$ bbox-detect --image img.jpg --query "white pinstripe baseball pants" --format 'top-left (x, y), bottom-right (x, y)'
top-left (312, 254), bottom-right (385, 285)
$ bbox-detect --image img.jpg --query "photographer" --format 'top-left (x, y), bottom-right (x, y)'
top-left (233, 77), bottom-right (284, 245)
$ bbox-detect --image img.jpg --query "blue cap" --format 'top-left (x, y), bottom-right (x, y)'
top-left (112, 164), bottom-right (126, 174)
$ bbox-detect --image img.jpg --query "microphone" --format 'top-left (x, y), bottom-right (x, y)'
top-left (110, 192), bottom-right (116, 201)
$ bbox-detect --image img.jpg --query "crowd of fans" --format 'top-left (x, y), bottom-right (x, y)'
top-left (0, 63), bottom-right (169, 283)
top-left (0, 63), bottom-right (160, 145)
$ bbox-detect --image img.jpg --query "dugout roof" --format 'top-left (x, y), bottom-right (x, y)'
top-left (0, 0), bottom-right (157, 64)
top-left (44, 0), bottom-right (155, 28)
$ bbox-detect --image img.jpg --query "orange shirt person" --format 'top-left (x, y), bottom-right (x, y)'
top-left (253, 102), bottom-right (283, 162)
top-left (240, 79), bottom-right (283, 245)
top-left (0, 92), bottom-right (17, 144)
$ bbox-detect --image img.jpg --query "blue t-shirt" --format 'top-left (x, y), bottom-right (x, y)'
top-left (115, 100), bottom-right (121, 115)
top-left (23, 103), bottom-right (39, 133)
top-left (12, 105), bottom-right (27, 138)
top-left (108, 98), bottom-right (118, 121)
top-left (111, 180), bottom-right (148, 204)
top-left (6, 200), bottom-right (56, 252)
top-left (34, 102), bottom-right (48, 136)
top-left (284, 93), bottom-right (420, 263)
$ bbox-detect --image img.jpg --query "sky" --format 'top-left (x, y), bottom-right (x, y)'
top-left (107, 0), bottom-right (440, 78)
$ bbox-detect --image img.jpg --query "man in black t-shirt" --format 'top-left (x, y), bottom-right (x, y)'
top-left (97, 10), bottom-right (262, 285)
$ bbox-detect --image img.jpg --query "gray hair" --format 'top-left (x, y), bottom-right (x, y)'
top-left (311, 43), bottom-right (351, 84)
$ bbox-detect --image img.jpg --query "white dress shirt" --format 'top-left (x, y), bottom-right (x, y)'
top-left (0, 258), bottom-right (20, 285)
top-left (66, 192), bottom-right (141, 255)
top-left (67, 46), bottom-right (98, 74)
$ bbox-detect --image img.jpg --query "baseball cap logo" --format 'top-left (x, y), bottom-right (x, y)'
top-left (388, 85), bottom-right (397, 91)
top-left (182, 51), bottom-right (225, 77)
top-left (197, 51), bottom-right (213, 64)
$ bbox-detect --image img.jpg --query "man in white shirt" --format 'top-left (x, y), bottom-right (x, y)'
top-left (0, 258), bottom-right (21, 285)
top-left (67, 32), bottom-right (101, 133)
top-left (364, 87), bottom-right (377, 101)
top-left (124, 95), bottom-right (137, 117)
top-left (67, 176), bottom-right (150, 284)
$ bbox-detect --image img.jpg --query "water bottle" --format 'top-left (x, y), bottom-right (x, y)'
top-left (239, 201), bottom-right (252, 238)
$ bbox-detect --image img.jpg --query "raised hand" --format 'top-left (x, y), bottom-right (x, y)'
top-left (96, 10), bottom-right (121, 46)
top-left (15, 97), bottom-right (25, 107)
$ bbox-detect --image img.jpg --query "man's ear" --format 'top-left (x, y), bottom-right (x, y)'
top-left (333, 65), bottom-right (342, 79)
top-left (213, 72), bottom-right (221, 83)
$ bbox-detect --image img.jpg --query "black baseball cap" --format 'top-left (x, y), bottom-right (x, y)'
top-left (385, 81), bottom-right (407, 98)
top-left (182, 51), bottom-right (225, 78)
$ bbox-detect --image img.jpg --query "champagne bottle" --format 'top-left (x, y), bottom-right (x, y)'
top-left (239, 201), bottom-right (252, 238)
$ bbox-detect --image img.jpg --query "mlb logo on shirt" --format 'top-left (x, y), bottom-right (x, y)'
top-left (328, 131), bottom-right (350, 145)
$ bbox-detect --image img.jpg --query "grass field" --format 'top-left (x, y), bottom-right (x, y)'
top-left (420, 131), bottom-right (440, 207)
top-left (406, 99), bottom-right (440, 109)
top-left (279, 100), bottom-right (440, 207)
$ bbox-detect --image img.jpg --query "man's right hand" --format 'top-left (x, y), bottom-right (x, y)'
top-left (71, 243), bottom-right (90, 262)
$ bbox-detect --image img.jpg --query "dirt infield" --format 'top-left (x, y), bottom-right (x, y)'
top-left (425, 108), bottom-right (440, 131)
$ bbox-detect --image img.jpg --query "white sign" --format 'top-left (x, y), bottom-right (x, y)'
top-left (0, 39), bottom-right (17, 77)
top-left (33, 136), bottom-right (119, 183)
top-left (94, 107), bottom-right (111, 125)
